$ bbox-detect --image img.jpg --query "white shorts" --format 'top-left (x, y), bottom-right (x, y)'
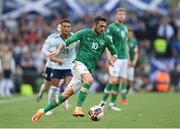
top-left (67, 61), bottom-right (90, 93)
top-left (127, 67), bottom-right (134, 81)
top-left (109, 59), bottom-right (128, 79)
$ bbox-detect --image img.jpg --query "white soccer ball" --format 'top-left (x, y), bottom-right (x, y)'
top-left (88, 105), bottom-right (104, 121)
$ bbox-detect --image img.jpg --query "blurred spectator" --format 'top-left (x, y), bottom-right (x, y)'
top-left (157, 17), bottom-right (175, 41)
top-left (0, 44), bottom-right (15, 97)
top-left (4, 16), bottom-right (18, 33)
top-left (20, 47), bottom-right (37, 92)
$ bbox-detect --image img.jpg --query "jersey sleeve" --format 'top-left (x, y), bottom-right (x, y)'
top-left (65, 30), bottom-right (85, 46)
top-left (105, 36), bottom-right (118, 56)
top-left (41, 37), bottom-right (51, 57)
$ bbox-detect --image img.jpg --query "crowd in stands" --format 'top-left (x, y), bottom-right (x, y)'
top-left (0, 5), bottom-right (180, 96)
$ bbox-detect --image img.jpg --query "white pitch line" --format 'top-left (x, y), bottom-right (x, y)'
top-left (0, 96), bottom-right (34, 104)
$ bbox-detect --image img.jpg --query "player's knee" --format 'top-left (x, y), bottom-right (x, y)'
top-left (82, 74), bottom-right (93, 85)
top-left (51, 79), bottom-right (59, 87)
top-left (109, 78), bottom-right (117, 85)
top-left (84, 78), bottom-right (93, 85)
top-left (62, 91), bottom-right (71, 100)
top-left (62, 87), bottom-right (74, 99)
top-left (62, 94), bottom-right (69, 100)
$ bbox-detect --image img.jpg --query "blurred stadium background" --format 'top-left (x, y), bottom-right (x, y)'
top-left (0, 0), bottom-right (180, 128)
top-left (0, 0), bottom-right (179, 96)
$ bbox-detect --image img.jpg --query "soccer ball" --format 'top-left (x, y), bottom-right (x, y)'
top-left (88, 105), bottom-right (104, 121)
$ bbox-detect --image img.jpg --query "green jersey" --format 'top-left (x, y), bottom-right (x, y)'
top-left (65, 29), bottom-right (117, 73)
top-left (107, 22), bottom-right (128, 59)
top-left (128, 38), bottom-right (138, 62)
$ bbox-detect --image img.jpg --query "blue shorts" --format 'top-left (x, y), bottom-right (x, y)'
top-left (43, 67), bottom-right (52, 81)
top-left (3, 70), bottom-right (11, 78)
top-left (51, 69), bottom-right (72, 79)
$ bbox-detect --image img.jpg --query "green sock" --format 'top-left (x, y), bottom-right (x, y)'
top-left (77, 83), bottom-right (90, 107)
top-left (102, 83), bottom-right (113, 102)
top-left (121, 83), bottom-right (128, 99)
top-left (43, 95), bottom-right (65, 113)
top-left (111, 84), bottom-right (119, 103)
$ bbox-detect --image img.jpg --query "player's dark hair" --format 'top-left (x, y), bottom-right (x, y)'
top-left (60, 19), bottom-right (71, 25)
top-left (93, 16), bottom-right (107, 24)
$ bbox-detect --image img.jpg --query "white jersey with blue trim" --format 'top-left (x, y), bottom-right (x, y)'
top-left (41, 32), bottom-right (77, 70)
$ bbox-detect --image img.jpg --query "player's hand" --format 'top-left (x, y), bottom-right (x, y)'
top-left (131, 60), bottom-right (137, 67)
top-left (56, 59), bottom-right (64, 65)
top-left (47, 49), bottom-right (60, 58)
top-left (128, 60), bottom-right (131, 68)
top-left (109, 55), bottom-right (117, 66)
top-left (50, 57), bottom-right (64, 65)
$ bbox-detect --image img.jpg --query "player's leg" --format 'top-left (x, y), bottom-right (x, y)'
top-left (101, 59), bottom-right (121, 111)
top-left (99, 76), bottom-right (116, 107)
top-left (45, 77), bottom-right (82, 114)
top-left (32, 61), bottom-right (83, 122)
top-left (73, 73), bottom-right (93, 117)
top-left (119, 59), bottom-right (129, 105)
top-left (46, 69), bottom-right (62, 115)
top-left (100, 61), bottom-right (118, 107)
top-left (126, 67), bottom-right (135, 99)
top-left (71, 61), bottom-right (92, 117)
top-left (37, 79), bottom-right (51, 102)
top-left (62, 70), bottom-right (72, 110)
top-left (32, 76), bottom-right (82, 122)
top-left (108, 82), bottom-right (121, 111)
top-left (48, 69), bottom-right (61, 104)
top-left (120, 79), bottom-right (128, 105)
top-left (37, 67), bottom-right (52, 102)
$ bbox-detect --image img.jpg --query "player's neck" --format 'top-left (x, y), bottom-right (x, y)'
top-left (93, 29), bottom-right (101, 35)
top-left (61, 33), bottom-right (70, 40)
top-left (115, 20), bottom-right (123, 24)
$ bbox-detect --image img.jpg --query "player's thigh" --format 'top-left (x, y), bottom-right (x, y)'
top-left (44, 67), bottom-right (52, 82)
top-left (118, 59), bottom-right (128, 79)
top-left (51, 69), bottom-right (62, 86)
top-left (71, 61), bottom-right (90, 80)
top-left (62, 86), bottom-right (74, 99)
top-left (66, 77), bottom-right (83, 94)
top-left (64, 76), bottom-right (72, 86)
top-left (43, 79), bottom-right (51, 89)
top-left (109, 60), bottom-right (120, 78)
top-left (59, 79), bottom-right (64, 86)
top-left (64, 69), bottom-right (73, 85)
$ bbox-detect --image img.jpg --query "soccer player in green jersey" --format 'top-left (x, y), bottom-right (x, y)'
top-left (99, 8), bottom-right (130, 110)
top-left (32, 16), bottom-right (118, 122)
top-left (126, 28), bottom-right (138, 94)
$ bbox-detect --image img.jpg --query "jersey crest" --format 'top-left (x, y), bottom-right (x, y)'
top-left (99, 40), bottom-right (105, 45)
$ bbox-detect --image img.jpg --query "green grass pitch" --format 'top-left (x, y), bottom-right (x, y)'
top-left (0, 92), bottom-right (179, 128)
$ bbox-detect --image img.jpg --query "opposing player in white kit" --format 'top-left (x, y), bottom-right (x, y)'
top-left (36, 25), bottom-right (62, 103)
top-left (38, 20), bottom-right (77, 115)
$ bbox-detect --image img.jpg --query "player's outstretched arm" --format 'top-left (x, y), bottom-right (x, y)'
top-left (48, 43), bottom-right (65, 58)
top-left (50, 56), bottom-right (64, 65)
top-left (105, 48), bottom-right (112, 60)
